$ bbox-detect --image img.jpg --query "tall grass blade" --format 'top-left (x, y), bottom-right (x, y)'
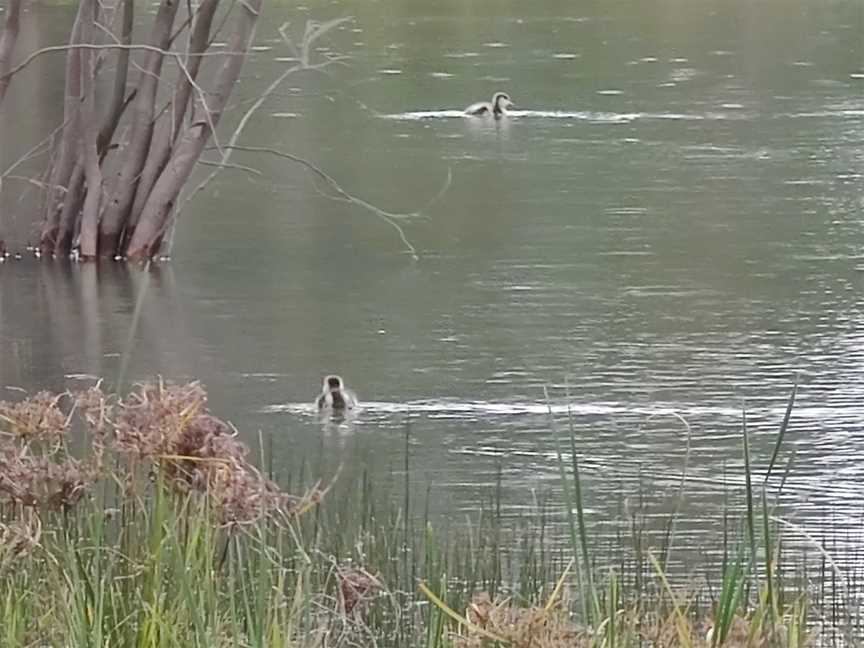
top-left (544, 386), bottom-right (589, 622)
top-left (566, 410), bottom-right (600, 624)
top-left (712, 544), bottom-right (745, 647)
top-left (764, 377), bottom-right (797, 484)
top-left (742, 408), bottom-right (758, 578)
top-left (761, 488), bottom-right (777, 629)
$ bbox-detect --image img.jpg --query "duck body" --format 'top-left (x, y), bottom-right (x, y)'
top-left (464, 92), bottom-right (514, 118)
top-left (316, 375), bottom-right (358, 412)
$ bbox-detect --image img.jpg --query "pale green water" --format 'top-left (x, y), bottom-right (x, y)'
top-left (1, 0), bottom-right (863, 552)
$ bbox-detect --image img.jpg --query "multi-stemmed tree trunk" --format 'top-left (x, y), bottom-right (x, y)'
top-left (0, 0), bottom-right (263, 260)
top-left (0, 5), bottom-right (405, 261)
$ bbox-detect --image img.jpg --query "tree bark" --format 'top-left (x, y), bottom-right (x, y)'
top-left (97, 0), bottom-right (179, 256)
top-left (78, 0), bottom-right (102, 259)
top-left (126, 0), bottom-right (218, 241)
top-left (39, 3), bottom-right (85, 254)
top-left (126, 0), bottom-right (262, 261)
top-left (53, 161), bottom-right (85, 254)
top-left (96, 0), bottom-right (133, 155)
top-left (0, 0), bottom-right (22, 107)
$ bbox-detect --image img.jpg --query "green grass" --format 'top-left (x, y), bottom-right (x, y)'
top-left (0, 381), bottom-right (859, 646)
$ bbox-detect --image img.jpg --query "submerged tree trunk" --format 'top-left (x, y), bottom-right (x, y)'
top-left (0, 0), bottom-right (267, 260)
top-left (77, 0), bottom-right (103, 259)
top-left (53, 162), bottom-right (86, 254)
top-left (97, 0), bottom-right (179, 256)
top-left (126, 0), bottom-right (263, 260)
top-left (39, 3), bottom-right (85, 254)
top-left (126, 0), bottom-right (218, 245)
top-left (2, 1), bottom-right (363, 262)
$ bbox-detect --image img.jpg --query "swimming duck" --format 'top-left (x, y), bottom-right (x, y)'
top-left (464, 92), bottom-right (514, 118)
top-left (316, 375), bottom-right (358, 411)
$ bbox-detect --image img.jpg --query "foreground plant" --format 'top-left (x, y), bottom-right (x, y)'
top-left (0, 380), bottom-right (309, 524)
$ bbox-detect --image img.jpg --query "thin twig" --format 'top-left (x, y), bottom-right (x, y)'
top-left (1, 42), bottom-right (243, 84)
top-left (0, 118), bottom-right (69, 201)
top-left (3, 176), bottom-right (70, 193)
top-left (207, 145), bottom-right (451, 260)
top-left (177, 55), bottom-right (342, 218)
top-left (197, 159), bottom-right (262, 175)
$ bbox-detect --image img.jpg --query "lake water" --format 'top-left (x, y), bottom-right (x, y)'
top-left (1, 0), bottom-right (863, 577)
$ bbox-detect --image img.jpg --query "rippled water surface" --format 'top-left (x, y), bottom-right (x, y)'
top-left (1, 0), bottom-right (863, 560)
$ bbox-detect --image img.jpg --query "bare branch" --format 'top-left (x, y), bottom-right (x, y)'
top-left (0, 118), bottom-right (67, 199)
top-left (0, 42), bottom-right (242, 86)
top-left (178, 18), bottom-right (350, 219)
top-left (2, 175), bottom-right (69, 193)
top-left (96, 0), bottom-right (132, 153)
top-left (197, 159), bottom-right (262, 175)
top-left (0, 0), bottom-right (22, 106)
top-left (209, 145), bottom-right (447, 260)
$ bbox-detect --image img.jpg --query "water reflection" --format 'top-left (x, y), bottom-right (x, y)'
top-left (318, 408), bottom-right (360, 442)
top-left (0, 261), bottom-right (205, 391)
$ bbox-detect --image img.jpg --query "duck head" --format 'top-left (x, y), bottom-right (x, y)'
top-left (323, 374), bottom-right (344, 391)
top-left (492, 92), bottom-right (514, 114)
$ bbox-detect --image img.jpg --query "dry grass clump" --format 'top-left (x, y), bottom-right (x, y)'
top-left (114, 381), bottom-right (298, 524)
top-left (0, 387), bottom-right (106, 509)
top-left (0, 391), bottom-right (69, 440)
top-left (455, 592), bottom-right (591, 648)
top-left (113, 380), bottom-right (206, 460)
top-left (0, 380), bottom-right (308, 524)
top-left (0, 508), bottom-right (42, 571)
top-left (337, 564), bottom-right (384, 615)
top-left (450, 593), bottom-right (811, 648)
top-left (0, 450), bottom-right (100, 509)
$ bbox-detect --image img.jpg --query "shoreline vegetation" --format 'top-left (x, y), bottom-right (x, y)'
top-left (0, 380), bottom-right (859, 646)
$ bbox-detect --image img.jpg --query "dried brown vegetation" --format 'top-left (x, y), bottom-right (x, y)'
top-left (457, 592), bottom-right (591, 648)
top-left (452, 592), bottom-right (804, 648)
top-left (337, 565), bottom-right (384, 616)
top-left (0, 388), bottom-right (104, 508)
top-left (0, 380), bottom-right (310, 524)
